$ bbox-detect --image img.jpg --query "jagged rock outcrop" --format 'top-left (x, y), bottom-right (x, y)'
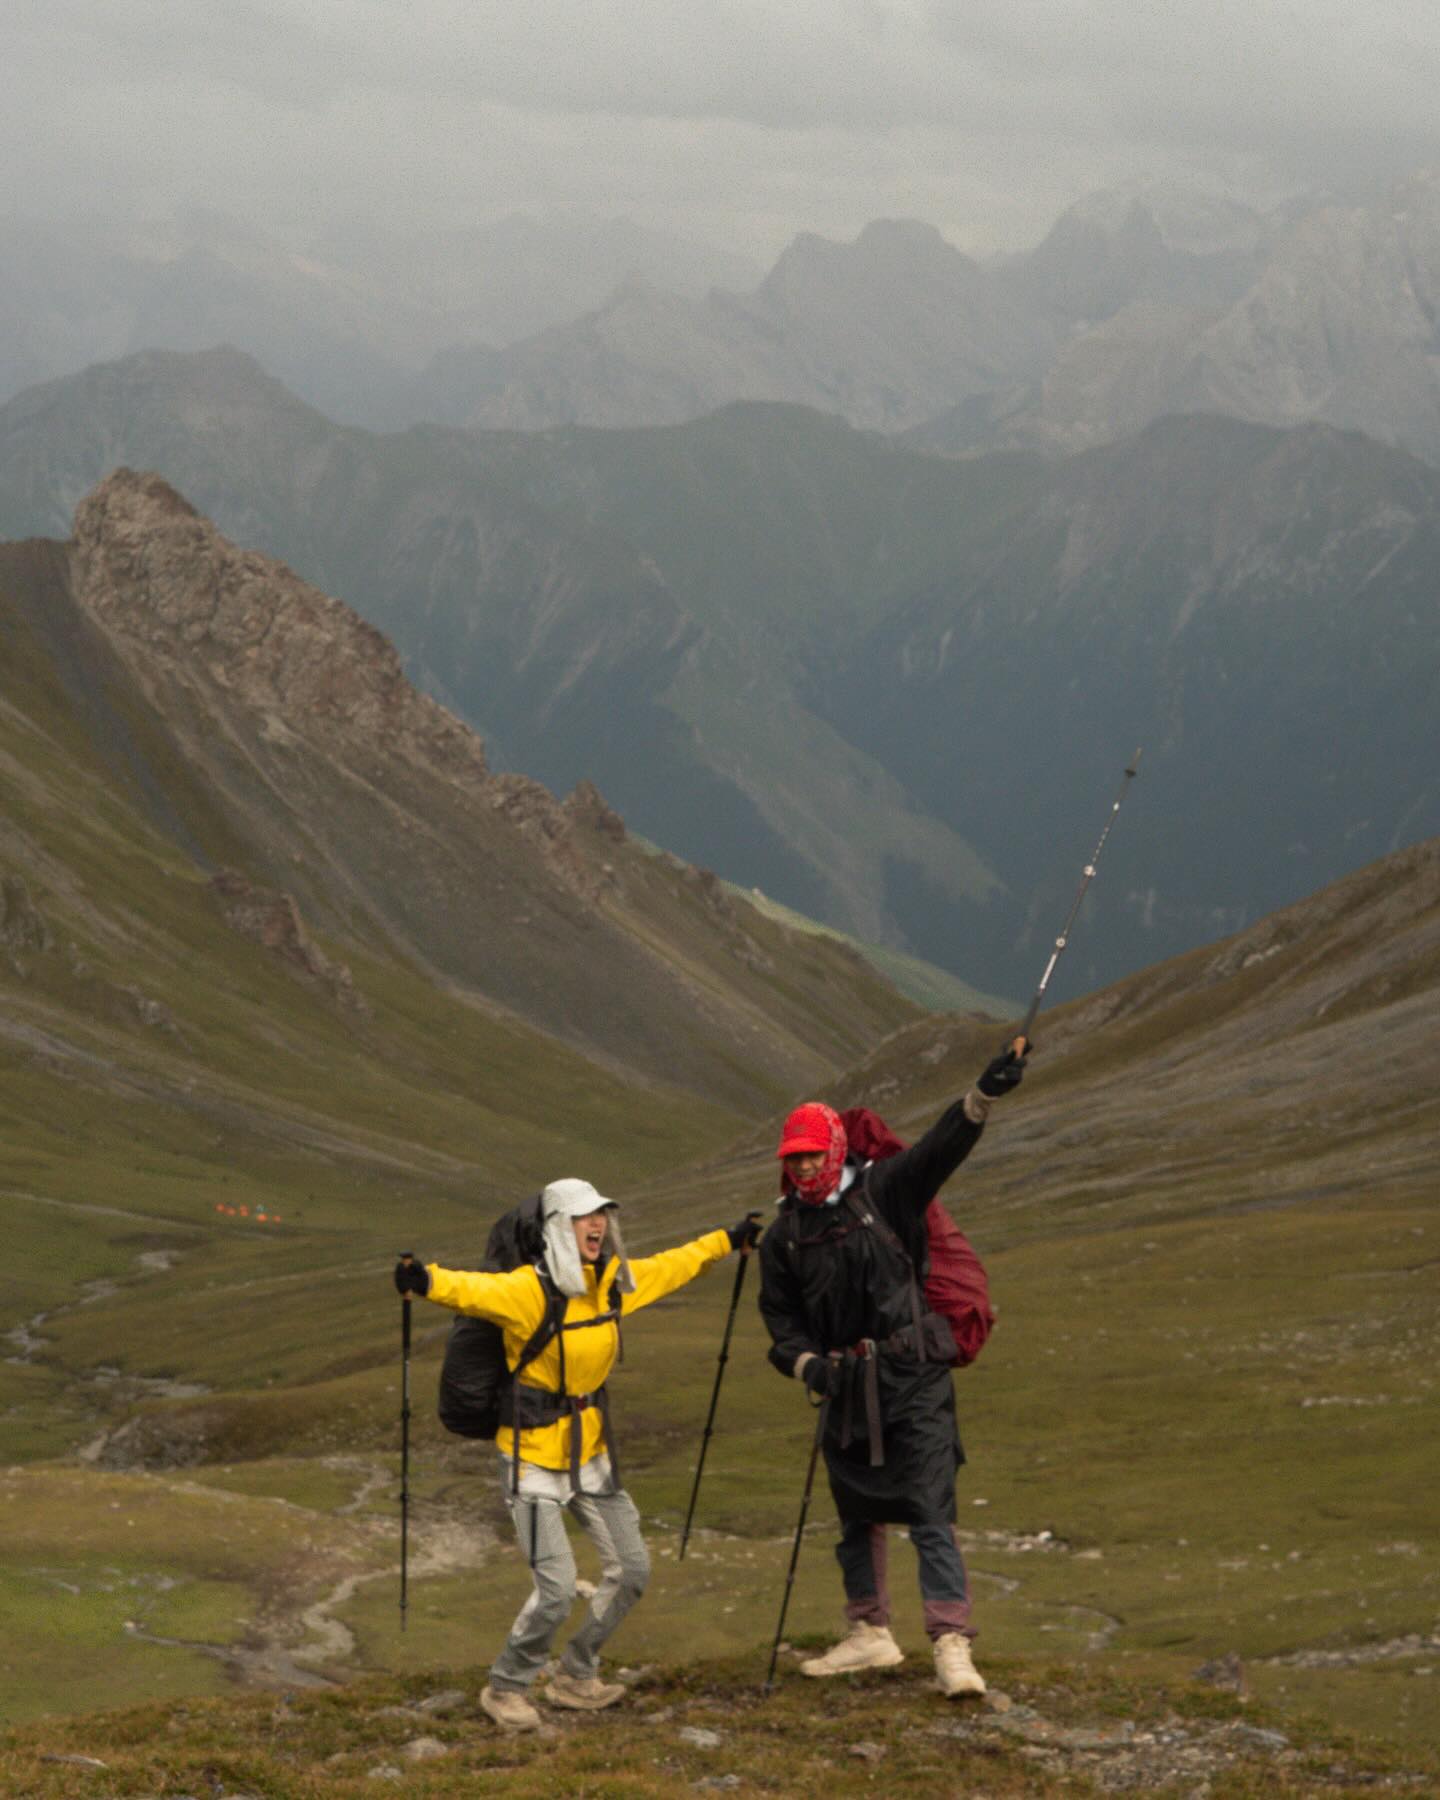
top-left (210, 870), bottom-right (368, 1013)
top-left (0, 873), bottom-right (52, 963)
top-left (69, 470), bottom-right (631, 911)
top-left (71, 470), bottom-right (490, 787)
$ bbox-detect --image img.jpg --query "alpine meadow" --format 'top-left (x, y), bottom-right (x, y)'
top-left (3, 41), bottom-right (1440, 1792)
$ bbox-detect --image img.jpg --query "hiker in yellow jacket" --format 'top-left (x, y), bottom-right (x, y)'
top-left (395, 1178), bottom-right (759, 1731)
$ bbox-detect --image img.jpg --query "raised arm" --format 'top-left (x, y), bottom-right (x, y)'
top-left (868, 1049), bottom-right (1026, 1219)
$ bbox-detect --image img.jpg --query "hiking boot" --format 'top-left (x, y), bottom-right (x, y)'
top-left (544, 1670), bottom-right (627, 1710)
top-left (799, 1621), bottom-right (905, 1676)
top-left (480, 1684), bottom-right (541, 1730)
top-left (933, 1631), bottom-right (986, 1697)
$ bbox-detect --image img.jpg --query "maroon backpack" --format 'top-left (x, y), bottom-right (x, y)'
top-left (840, 1106), bottom-right (995, 1366)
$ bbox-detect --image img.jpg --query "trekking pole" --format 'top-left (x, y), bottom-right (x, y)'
top-left (1012, 748), bottom-right (1142, 1054)
top-left (679, 1213), bottom-right (764, 1562)
top-left (763, 1392), bottom-right (829, 1693)
top-left (398, 1252), bottom-right (414, 1632)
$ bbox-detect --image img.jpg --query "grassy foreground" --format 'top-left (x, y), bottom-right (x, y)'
top-left (1, 1651), bottom-right (1435, 1798)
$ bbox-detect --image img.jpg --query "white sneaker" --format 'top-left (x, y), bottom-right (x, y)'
top-left (933, 1631), bottom-right (986, 1697)
top-left (480, 1684), bottom-right (542, 1730)
top-left (799, 1621), bottom-right (905, 1676)
top-left (544, 1670), bottom-right (627, 1710)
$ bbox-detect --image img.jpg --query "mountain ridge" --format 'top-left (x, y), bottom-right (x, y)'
top-left (1, 468), bottom-right (919, 1120)
top-left (5, 352), bottom-right (1439, 999)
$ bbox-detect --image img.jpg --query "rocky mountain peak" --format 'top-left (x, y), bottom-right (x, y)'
top-left (70, 467), bottom-right (489, 786)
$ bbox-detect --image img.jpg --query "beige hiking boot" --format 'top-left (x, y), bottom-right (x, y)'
top-left (933, 1631), bottom-right (986, 1697)
top-left (544, 1669), bottom-right (627, 1710)
top-left (480, 1684), bottom-right (542, 1730)
top-left (799, 1621), bottom-right (905, 1677)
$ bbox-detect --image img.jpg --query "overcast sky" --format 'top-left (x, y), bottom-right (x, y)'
top-left (8, 0), bottom-right (1440, 260)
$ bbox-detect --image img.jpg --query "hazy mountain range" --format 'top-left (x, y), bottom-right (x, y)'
top-left (0, 209), bottom-right (762, 429)
top-left (8, 173), bottom-right (1440, 467)
top-left (406, 172), bottom-right (1440, 469)
top-left (3, 348), bottom-right (1437, 999)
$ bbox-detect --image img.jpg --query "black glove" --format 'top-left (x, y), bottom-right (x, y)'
top-left (977, 1044), bottom-right (1028, 1098)
top-left (393, 1255), bottom-right (430, 1298)
top-left (800, 1354), bottom-right (833, 1398)
top-left (727, 1212), bottom-right (763, 1251)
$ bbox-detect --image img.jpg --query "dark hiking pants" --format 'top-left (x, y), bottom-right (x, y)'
top-left (835, 1518), bottom-right (974, 1642)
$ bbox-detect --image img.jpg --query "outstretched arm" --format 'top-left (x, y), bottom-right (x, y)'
top-left (620, 1229), bottom-right (732, 1315)
top-left (404, 1261), bottom-right (545, 1337)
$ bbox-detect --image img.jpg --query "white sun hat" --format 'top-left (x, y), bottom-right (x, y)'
top-left (540, 1178), bottom-right (635, 1297)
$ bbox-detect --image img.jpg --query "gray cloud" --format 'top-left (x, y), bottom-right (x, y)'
top-left (6, 0), bottom-right (1440, 257)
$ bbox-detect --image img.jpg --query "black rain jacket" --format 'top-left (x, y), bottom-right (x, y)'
top-left (758, 1096), bottom-right (984, 1525)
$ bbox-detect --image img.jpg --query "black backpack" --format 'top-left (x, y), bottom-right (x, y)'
top-left (437, 1194), bottom-right (550, 1439)
top-left (435, 1195), bottom-right (623, 1443)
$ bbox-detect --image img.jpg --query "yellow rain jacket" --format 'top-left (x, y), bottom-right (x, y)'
top-left (426, 1228), bottom-right (730, 1473)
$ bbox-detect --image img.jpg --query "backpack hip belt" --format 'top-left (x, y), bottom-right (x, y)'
top-left (512, 1381), bottom-right (619, 1491)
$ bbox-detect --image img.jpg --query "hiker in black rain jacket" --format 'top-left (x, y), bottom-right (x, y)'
top-left (757, 1047), bottom-right (1024, 1698)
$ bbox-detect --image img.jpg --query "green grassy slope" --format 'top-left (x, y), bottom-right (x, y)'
top-left (3, 828), bottom-right (1435, 1765)
top-left (3, 480), bottom-right (1436, 1766)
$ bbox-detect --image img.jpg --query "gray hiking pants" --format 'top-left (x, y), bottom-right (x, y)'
top-left (489, 1486), bottom-right (651, 1692)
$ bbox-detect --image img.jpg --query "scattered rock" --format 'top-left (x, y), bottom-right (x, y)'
top-left (1193, 1651), bottom-right (1245, 1691)
top-left (678, 1725), bottom-right (723, 1749)
top-left (847, 1740), bottom-right (885, 1761)
top-left (413, 1688), bottom-right (468, 1715)
top-left (120, 984), bottom-right (181, 1033)
top-left (367, 1768), bottom-right (403, 1783)
top-left (401, 1736), bottom-right (450, 1761)
top-left (1226, 1723), bottom-right (1290, 1753)
top-left (694, 1779), bottom-right (741, 1793)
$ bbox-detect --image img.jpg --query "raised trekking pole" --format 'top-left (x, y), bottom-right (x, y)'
top-left (1011, 748), bottom-right (1142, 1056)
top-left (398, 1252), bottom-right (414, 1632)
top-left (763, 1391), bottom-right (829, 1693)
top-left (679, 1212), bottom-right (764, 1562)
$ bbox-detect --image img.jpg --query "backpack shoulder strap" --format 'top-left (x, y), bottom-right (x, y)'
top-left (844, 1176), bottom-right (931, 1362)
top-left (843, 1173), bottom-right (913, 1266)
top-left (512, 1266), bottom-right (567, 1377)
